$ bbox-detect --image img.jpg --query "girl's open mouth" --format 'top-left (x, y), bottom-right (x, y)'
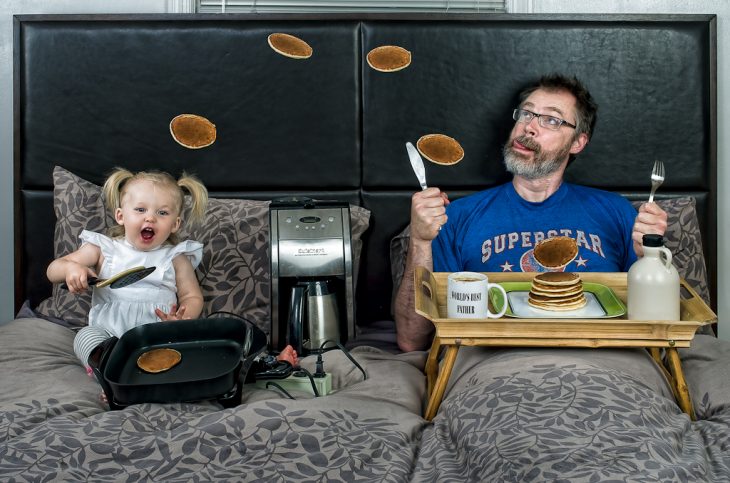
top-left (141, 228), bottom-right (155, 241)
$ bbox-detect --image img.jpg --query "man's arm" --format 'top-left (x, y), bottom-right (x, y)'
top-left (395, 237), bottom-right (435, 352)
top-left (394, 188), bottom-right (449, 352)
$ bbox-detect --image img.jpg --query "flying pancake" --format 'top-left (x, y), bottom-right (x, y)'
top-left (137, 348), bottom-right (182, 374)
top-left (170, 114), bottom-right (217, 149)
top-left (366, 45), bottom-right (412, 72)
top-left (533, 236), bottom-right (579, 270)
top-left (416, 134), bottom-right (465, 165)
top-left (268, 33), bottom-right (313, 59)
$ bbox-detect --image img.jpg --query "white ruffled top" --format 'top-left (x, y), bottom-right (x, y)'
top-left (80, 230), bottom-right (203, 337)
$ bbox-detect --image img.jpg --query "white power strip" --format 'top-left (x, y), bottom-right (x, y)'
top-left (253, 373), bottom-right (332, 396)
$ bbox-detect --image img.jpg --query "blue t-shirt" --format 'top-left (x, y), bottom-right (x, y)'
top-left (432, 182), bottom-right (637, 273)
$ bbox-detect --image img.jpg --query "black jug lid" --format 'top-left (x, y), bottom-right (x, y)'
top-left (642, 234), bottom-right (664, 247)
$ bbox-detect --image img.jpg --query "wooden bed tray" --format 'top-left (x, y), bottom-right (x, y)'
top-left (415, 267), bottom-right (717, 421)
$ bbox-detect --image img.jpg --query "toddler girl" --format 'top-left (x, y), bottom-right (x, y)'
top-left (47, 167), bottom-right (208, 367)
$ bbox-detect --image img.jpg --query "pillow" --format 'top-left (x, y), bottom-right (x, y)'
top-left (35, 167), bottom-right (114, 328)
top-left (389, 197), bottom-right (711, 326)
top-left (35, 166), bottom-right (371, 336)
top-left (629, 198), bottom-right (710, 306)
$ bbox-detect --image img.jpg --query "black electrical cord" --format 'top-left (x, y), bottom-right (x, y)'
top-left (318, 340), bottom-right (367, 381)
top-left (292, 367), bottom-right (320, 397)
top-left (265, 381), bottom-right (295, 400)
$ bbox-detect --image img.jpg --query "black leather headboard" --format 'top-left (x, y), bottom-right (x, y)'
top-left (14, 13), bottom-right (717, 325)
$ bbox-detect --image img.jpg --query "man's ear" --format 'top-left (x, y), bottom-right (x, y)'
top-left (114, 208), bottom-right (124, 225)
top-left (569, 132), bottom-right (589, 155)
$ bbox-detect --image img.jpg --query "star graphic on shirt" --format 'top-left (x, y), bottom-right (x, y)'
top-left (500, 261), bottom-right (514, 272)
top-left (575, 256), bottom-right (588, 267)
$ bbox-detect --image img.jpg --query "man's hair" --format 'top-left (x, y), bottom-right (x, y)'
top-left (518, 73), bottom-right (598, 141)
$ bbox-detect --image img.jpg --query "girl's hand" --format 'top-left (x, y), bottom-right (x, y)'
top-left (64, 263), bottom-right (98, 294)
top-left (155, 304), bottom-right (188, 321)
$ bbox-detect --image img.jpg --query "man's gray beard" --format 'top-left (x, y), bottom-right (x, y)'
top-left (502, 141), bottom-right (571, 180)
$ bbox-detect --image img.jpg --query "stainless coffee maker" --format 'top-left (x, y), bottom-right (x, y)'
top-left (269, 198), bottom-right (355, 356)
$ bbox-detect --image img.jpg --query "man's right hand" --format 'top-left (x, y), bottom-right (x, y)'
top-left (410, 187), bottom-right (449, 242)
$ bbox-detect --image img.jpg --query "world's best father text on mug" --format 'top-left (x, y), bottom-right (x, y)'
top-left (446, 272), bottom-right (508, 319)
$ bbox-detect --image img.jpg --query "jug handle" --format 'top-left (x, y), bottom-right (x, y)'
top-left (287, 285), bottom-right (307, 355)
top-left (659, 246), bottom-right (673, 269)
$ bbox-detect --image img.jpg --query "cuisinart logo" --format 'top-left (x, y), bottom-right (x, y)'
top-left (296, 248), bottom-right (327, 256)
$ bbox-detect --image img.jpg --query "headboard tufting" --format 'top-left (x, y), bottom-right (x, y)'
top-left (14, 13), bottom-right (717, 327)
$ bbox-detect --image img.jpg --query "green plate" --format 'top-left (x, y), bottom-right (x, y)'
top-left (489, 282), bottom-right (627, 318)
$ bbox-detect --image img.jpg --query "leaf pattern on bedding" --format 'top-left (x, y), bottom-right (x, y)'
top-left (414, 363), bottom-right (727, 482)
top-left (0, 399), bottom-right (417, 482)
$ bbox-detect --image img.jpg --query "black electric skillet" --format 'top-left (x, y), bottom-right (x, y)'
top-left (89, 316), bottom-right (267, 410)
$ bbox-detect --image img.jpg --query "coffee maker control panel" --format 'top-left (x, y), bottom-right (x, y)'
top-left (277, 208), bottom-right (345, 240)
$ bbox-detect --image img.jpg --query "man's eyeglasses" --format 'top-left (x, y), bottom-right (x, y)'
top-left (512, 108), bottom-right (576, 131)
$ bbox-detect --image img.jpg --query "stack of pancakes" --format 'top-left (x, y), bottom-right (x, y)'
top-left (528, 272), bottom-right (587, 311)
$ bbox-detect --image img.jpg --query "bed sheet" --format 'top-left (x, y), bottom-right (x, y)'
top-left (2, 318), bottom-right (730, 481)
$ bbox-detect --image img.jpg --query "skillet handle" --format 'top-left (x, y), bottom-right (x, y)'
top-left (88, 336), bottom-right (120, 410)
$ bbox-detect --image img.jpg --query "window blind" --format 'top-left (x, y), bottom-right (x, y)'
top-left (197, 1), bottom-right (506, 13)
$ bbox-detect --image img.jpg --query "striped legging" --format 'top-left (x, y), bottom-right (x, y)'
top-left (73, 326), bottom-right (114, 366)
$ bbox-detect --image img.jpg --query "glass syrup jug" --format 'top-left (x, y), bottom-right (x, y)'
top-left (627, 234), bottom-right (680, 321)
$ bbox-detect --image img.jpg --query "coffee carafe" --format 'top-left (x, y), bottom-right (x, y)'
top-left (288, 280), bottom-right (341, 355)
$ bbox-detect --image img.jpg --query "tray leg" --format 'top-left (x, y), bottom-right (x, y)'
top-left (424, 345), bottom-right (459, 421)
top-left (425, 337), bottom-right (442, 397)
top-left (665, 348), bottom-right (696, 420)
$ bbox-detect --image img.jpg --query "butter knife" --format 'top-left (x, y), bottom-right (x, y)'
top-left (406, 142), bottom-right (428, 190)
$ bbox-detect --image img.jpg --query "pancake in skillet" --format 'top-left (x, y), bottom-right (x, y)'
top-left (169, 114), bottom-right (217, 149)
top-left (268, 33), bottom-right (313, 59)
top-left (533, 236), bottom-right (579, 269)
top-left (366, 45), bottom-right (412, 72)
top-left (137, 348), bottom-right (182, 373)
top-left (416, 134), bottom-right (465, 165)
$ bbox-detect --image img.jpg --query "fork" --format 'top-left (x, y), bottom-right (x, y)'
top-left (648, 159), bottom-right (665, 203)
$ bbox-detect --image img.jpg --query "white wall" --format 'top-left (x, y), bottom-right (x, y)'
top-left (3, 1), bottom-right (727, 339)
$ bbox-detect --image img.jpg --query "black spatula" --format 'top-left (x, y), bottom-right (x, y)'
top-left (61, 266), bottom-right (156, 290)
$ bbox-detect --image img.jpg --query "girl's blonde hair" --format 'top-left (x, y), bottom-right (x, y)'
top-left (103, 167), bottom-right (208, 244)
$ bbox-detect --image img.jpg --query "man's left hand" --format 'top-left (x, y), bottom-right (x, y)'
top-left (632, 202), bottom-right (668, 257)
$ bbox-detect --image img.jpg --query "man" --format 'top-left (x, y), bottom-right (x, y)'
top-left (395, 74), bottom-right (667, 352)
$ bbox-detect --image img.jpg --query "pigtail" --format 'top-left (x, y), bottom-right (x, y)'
top-left (177, 172), bottom-right (208, 229)
top-left (103, 168), bottom-right (134, 211)
top-left (103, 167), bottom-right (134, 239)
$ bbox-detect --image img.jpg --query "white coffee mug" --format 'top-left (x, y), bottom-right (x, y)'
top-left (446, 272), bottom-right (508, 319)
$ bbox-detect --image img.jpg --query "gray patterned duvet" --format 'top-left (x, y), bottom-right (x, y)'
top-left (1, 317), bottom-right (729, 482)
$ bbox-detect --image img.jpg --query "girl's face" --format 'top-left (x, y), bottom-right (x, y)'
top-left (114, 179), bottom-right (181, 251)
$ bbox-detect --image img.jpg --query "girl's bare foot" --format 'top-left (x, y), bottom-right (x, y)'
top-left (86, 366), bottom-right (109, 404)
top-left (277, 345), bottom-right (299, 367)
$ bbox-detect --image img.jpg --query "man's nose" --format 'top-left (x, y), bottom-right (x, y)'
top-left (145, 213), bottom-right (156, 222)
top-left (522, 115), bottom-right (539, 135)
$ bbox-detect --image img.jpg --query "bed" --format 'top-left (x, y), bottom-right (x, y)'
top-left (5, 13), bottom-right (730, 481)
